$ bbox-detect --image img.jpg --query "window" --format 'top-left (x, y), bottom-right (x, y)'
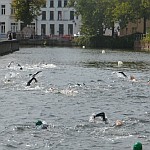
top-left (11, 6), bottom-right (15, 15)
top-left (50, 24), bottom-right (55, 35)
top-left (59, 24), bottom-right (64, 35)
top-left (64, 0), bottom-right (68, 7)
top-left (58, 11), bottom-right (62, 20)
top-left (1, 5), bottom-right (5, 15)
top-left (1, 22), bottom-right (5, 33)
top-left (11, 23), bottom-right (18, 32)
top-left (68, 24), bottom-right (73, 35)
top-left (42, 11), bottom-right (46, 20)
top-left (58, 0), bottom-right (62, 7)
top-left (41, 24), bottom-right (46, 35)
top-left (70, 11), bottom-right (74, 20)
top-left (50, 11), bottom-right (54, 20)
top-left (50, 0), bottom-right (54, 7)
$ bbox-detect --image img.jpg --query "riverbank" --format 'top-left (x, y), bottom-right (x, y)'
top-left (0, 40), bottom-right (19, 55)
top-left (19, 38), bottom-right (76, 47)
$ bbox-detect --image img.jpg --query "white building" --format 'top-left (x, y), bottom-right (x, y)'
top-left (0, 0), bottom-right (81, 38)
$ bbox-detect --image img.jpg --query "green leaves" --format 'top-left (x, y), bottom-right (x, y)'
top-left (12, 0), bottom-right (46, 27)
top-left (73, 0), bottom-right (150, 36)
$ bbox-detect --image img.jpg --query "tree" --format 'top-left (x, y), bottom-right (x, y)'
top-left (111, 0), bottom-right (150, 34)
top-left (131, 0), bottom-right (150, 34)
top-left (12, 0), bottom-right (46, 27)
top-left (68, 0), bottom-right (111, 36)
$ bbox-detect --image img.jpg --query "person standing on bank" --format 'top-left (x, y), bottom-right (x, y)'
top-left (8, 33), bottom-right (12, 40)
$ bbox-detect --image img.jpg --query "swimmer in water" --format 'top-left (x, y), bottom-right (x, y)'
top-left (90, 112), bottom-right (123, 126)
top-left (89, 112), bottom-right (108, 124)
top-left (130, 75), bottom-right (137, 82)
top-left (94, 112), bottom-right (108, 122)
top-left (8, 61), bottom-right (14, 68)
top-left (17, 63), bottom-right (23, 70)
top-left (26, 71), bottom-right (42, 86)
top-left (35, 120), bottom-right (48, 129)
top-left (118, 71), bottom-right (128, 78)
top-left (8, 61), bottom-right (23, 70)
top-left (113, 71), bottom-right (137, 82)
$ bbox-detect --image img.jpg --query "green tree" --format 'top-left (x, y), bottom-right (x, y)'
top-left (111, 0), bottom-right (150, 34)
top-left (69, 0), bottom-right (150, 36)
top-left (131, 0), bottom-right (150, 34)
top-left (68, 0), bottom-right (111, 36)
top-left (12, 0), bottom-right (46, 27)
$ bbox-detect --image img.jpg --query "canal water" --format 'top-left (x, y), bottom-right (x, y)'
top-left (0, 46), bottom-right (150, 150)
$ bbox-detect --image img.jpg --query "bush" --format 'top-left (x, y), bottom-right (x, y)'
top-left (142, 33), bottom-right (150, 43)
top-left (73, 34), bottom-right (135, 49)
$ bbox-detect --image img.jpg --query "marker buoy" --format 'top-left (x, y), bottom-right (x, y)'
top-left (133, 142), bottom-right (142, 150)
top-left (102, 50), bottom-right (105, 54)
top-left (118, 61), bottom-right (123, 66)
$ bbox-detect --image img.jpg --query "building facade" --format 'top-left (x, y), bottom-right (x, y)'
top-left (0, 0), bottom-right (81, 38)
top-left (120, 19), bottom-right (150, 36)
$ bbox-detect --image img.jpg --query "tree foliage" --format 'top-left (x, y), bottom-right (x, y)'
top-left (68, 0), bottom-right (150, 36)
top-left (112, 0), bottom-right (150, 33)
top-left (12, 0), bottom-right (46, 27)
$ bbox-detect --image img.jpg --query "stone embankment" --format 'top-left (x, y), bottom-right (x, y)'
top-left (0, 40), bottom-right (19, 55)
top-left (19, 39), bottom-right (76, 47)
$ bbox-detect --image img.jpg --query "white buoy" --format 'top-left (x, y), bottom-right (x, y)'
top-left (118, 61), bottom-right (123, 66)
top-left (102, 50), bottom-right (105, 54)
top-left (82, 46), bottom-right (85, 49)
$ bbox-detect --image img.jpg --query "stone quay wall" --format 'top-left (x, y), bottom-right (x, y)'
top-left (0, 40), bottom-right (19, 55)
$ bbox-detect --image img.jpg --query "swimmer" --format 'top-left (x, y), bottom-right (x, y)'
top-left (112, 71), bottom-right (128, 78)
top-left (94, 112), bottom-right (108, 122)
top-left (118, 71), bottom-right (128, 78)
top-left (89, 112), bottom-right (123, 126)
top-left (76, 83), bottom-right (85, 87)
top-left (35, 120), bottom-right (48, 129)
top-left (130, 75), bottom-right (137, 82)
top-left (113, 71), bottom-right (137, 82)
top-left (27, 71), bottom-right (42, 86)
top-left (8, 61), bottom-right (14, 67)
top-left (17, 63), bottom-right (23, 70)
top-left (8, 61), bottom-right (23, 70)
top-left (115, 120), bottom-right (123, 126)
top-left (89, 112), bottom-right (108, 124)
top-left (147, 79), bottom-right (150, 84)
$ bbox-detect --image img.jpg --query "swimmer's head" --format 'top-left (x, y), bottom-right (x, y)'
top-left (115, 120), bottom-right (123, 126)
top-left (130, 75), bottom-right (137, 81)
top-left (35, 120), bottom-right (48, 129)
top-left (36, 120), bottom-right (43, 126)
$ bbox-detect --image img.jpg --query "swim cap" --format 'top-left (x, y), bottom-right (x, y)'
top-left (36, 120), bottom-right (43, 126)
top-left (133, 142), bottom-right (142, 150)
